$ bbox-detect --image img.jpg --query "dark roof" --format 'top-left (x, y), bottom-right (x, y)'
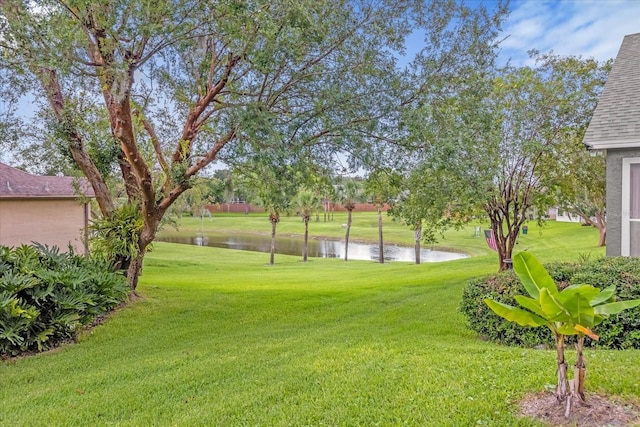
top-left (583, 33), bottom-right (640, 150)
top-left (0, 163), bottom-right (95, 199)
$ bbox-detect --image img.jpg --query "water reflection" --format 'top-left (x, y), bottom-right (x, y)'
top-left (158, 233), bottom-right (468, 263)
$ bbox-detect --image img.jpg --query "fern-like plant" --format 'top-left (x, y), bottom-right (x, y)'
top-left (89, 203), bottom-right (144, 271)
top-left (0, 244), bottom-right (127, 356)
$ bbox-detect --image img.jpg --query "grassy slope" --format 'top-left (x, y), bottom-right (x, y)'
top-left (1, 217), bottom-right (638, 426)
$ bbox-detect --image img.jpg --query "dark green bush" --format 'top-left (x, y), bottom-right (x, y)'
top-left (0, 244), bottom-right (128, 357)
top-left (460, 256), bottom-right (640, 349)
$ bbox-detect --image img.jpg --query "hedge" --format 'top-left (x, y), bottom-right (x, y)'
top-left (460, 256), bottom-right (640, 349)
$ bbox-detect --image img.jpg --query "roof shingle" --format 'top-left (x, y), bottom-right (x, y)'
top-left (0, 163), bottom-right (95, 198)
top-left (583, 33), bottom-right (640, 150)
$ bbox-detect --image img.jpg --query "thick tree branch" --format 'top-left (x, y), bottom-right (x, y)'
top-left (174, 53), bottom-right (240, 163)
top-left (135, 110), bottom-right (171, 196)
top-left (37, 68), bottom-right (114, 216)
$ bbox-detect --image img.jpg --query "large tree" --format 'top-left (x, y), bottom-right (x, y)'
top-left (482, 57), bottom-right (608, 270)
top-left (1, 0), bottom-right (507, 288)
top-left (412, 54), bottom-right (608, 271)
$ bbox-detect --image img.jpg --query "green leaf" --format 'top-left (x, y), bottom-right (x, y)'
top-left (590, 285), bottom-right (616, 306)
top-left (538, 288), bottom-right (571, 322)
top-left (559, 284), bottom-right (600, 302)
top-left (514, 295), bottom-right (544, 317)
top-left (565, 294), bottom-right (595, 328)
top-left (484, 298), bottom-right (548, 327)
top-left (593, 314), bottom-right (605, 326)
top-left (557, 323), bottom-right (579, 336)
top-left (556, 285), bottom-right (596, 328)
top-left (513, 252), bottom-right (558, 299)
top-left (594, 299), bottom-right (640, 316)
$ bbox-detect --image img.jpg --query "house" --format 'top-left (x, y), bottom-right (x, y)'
top-left (0, 163), bottom-right (95, 254)
top-left (583, 33), bottom-right (640, 257)
top-left (547, 207), bottom-right (585, 224)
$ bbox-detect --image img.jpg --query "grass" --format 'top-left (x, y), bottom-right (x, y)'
top-left (159, 211), bottom-right (606, 259)
top-left (1, 216), bottom-right (638, 426)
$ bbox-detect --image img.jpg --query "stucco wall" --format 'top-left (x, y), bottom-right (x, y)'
top-left (0, 198), bottom-right (88, 254)
top-left (606, 148), bottom-right (640, 256)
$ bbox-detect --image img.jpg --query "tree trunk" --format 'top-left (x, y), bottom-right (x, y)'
top-left (555, 334), bottom-right (569, 403)
top-left (126, 250), bottom-right (146, 292)
top-left (344, 209), bottom-right (352, 261)
top-left (486, 212), bottom-right (506, 271)
top-left (270, 215), bottom-right (278, 266)
top-left (377, 207), bottom-right (384, 264)
top-left (594, 210), bottom-right (607, 247)
top-left (414, 223), bottom-right (422, 265)
top-left (574, 336), bottom-right (587, 402)
top-left (491, 220), bottom-right (522, 271)
top-left (125, 214), bottom-right (163, 290)
top-left (597, 225), bottom-right (606, 247)
top-left (303, 216), bottom-right (309, 262)
top-left (485, 181), bottom-right (530, 272)
top-left (491, 222), bottom-right (509, 271)
top-left (576, 211), bottom-right (607, 247)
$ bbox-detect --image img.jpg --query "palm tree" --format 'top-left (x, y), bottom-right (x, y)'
top-left (259, 190), bottom-right (291, 266)
top-left (365, 169), bottom-right (399, 264)
top-left (338, 179), bottom-right (361, 261)
top-left (240, 162), bottom-right (295, 266)
top-left (296, 188), bottom-right (321, 262)
top-left (223, 176), bottom-right (234, 213)
top-left (267, 207), bottom-right (280, 266)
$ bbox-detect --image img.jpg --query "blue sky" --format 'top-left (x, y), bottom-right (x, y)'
top-left (495, 0), bottom-right (640, 65)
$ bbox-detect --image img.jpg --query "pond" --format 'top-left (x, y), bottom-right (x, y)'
top-left (157, 233), bottom-right (469, 263)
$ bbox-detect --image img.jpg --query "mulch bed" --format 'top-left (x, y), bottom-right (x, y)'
top-left (519, 391), bottom-right (640, 426)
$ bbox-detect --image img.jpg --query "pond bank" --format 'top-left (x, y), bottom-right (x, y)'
top-left (157, 230), bottom-right (470, 263)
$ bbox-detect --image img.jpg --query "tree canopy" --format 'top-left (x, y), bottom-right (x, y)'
top-left (1, 0), bottom-right (508, 287)
top-left (403, 53), bottom-right (609, 270)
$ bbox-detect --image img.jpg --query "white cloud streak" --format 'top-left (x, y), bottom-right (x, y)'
top-left (497, 0), bottom-right (640, 65)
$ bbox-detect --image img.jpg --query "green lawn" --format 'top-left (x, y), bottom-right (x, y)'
top-left (159, 211), bottom-right (606, 259)
top-left (1, 217), bottom-right (638, 426)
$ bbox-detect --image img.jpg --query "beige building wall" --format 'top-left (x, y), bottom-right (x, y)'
top-left (0, 198), bottom-right (89, 254)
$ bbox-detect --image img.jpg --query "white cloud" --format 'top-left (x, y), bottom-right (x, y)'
top-left (497, 0), bottom-right (640, 65)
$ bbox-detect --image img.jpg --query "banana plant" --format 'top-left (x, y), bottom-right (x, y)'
top-left (485, 252), bottom-right (640, 417)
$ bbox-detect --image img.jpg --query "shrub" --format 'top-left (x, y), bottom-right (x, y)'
top-left (460, 269), bottom-right (553, 348)
top-left (0, 244), bottom-right (128, 357)
top-left (460, 256), bottom-right (640, 349)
